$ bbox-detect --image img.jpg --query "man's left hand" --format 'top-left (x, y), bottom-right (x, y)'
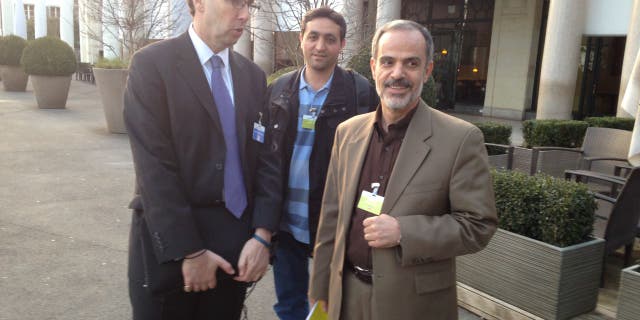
top-left (234, 228), bottom-right (271, 282)
top-left (363, 214), bottom-right (401, 248)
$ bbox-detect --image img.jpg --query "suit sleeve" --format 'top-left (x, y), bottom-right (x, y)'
top-left (396, 126), bottom-right (497, 266)
top-left (124, 52), bottom-right (203, 263)
top-left (309, 124), bottom-right (342, 302)
top-left (252, 82), bottom-right (284, 232)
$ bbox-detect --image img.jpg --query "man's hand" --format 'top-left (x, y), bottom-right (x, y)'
top-left (363, 214), bottom-right (401, 248)
top-left (309, 298), bottom-right (328, 313)
top-left (234, 228), bottom-right (271, 282)
top-left (182, 250), bottom-right (235, 292)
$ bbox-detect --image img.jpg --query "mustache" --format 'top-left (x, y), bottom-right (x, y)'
top-left (384, 78), bottom-right (411, 88)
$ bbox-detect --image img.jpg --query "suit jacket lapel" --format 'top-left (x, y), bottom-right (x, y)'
top-left (342, 115), bottom-right (376, 224)
top-left (174, 33), bottom-right (223, 134)
top-left (382, 101), bottom-right (432, 214)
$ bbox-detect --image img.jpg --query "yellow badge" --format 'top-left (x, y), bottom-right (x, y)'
top-left (302, 115), bottom-right (316, 130)
top-left (356, 182), bottom-right (384, 215)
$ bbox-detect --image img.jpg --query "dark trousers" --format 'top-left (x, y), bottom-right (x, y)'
top-left (129, 277), bottom-right (247, 320)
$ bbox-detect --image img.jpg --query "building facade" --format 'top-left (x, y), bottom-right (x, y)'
top-left (1, 0), bottom-right (637, 120)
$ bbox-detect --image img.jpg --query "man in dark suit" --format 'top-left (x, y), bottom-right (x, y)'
top-left (124, 0), bottom-right (276, 319)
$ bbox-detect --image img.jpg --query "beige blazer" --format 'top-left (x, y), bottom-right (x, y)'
top-left (309, 101), bottom-right (498, 320)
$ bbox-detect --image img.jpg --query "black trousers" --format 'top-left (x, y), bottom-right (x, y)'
top-left (129, 277), bottom-right (248, 320)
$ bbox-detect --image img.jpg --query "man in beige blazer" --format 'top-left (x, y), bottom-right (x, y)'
top-left (309, 20), bottom-right (498, 320)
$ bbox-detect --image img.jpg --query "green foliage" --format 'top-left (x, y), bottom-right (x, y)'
top-left (474, 122), bottom-right (512, 155)
top-left (522, 119), bottom-right (588, 148)
top-left (267, 66), bottom-right (298, 86)
top-left (347, 44), bottom-right (438, 107)
top-left (21, 37), bottom-right (77, 76)
top-left (584, 116), bottom-right (634, 131)
top-left (347, 45), bottom-right (373, 83)
top-left (0, 35), bottom-right (28, 66)
top-left (94, 57), bottom-right (129, 69)
top-left (421, 76), bottom-right (437, 107)
top-left (492, 170), bottom-right (596, 247)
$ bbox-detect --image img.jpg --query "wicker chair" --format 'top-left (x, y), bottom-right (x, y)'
top-left (530, 127), bottom-right (632, 177)
top-left (565, 168), bottom-right (640, 285)
top-left (485, 143), bottom-right (514, 170)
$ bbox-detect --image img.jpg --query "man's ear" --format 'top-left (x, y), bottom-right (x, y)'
top-left (370, 57), bottom-right (376, 79)
top-left (193, 0), bottom-right (205, 13)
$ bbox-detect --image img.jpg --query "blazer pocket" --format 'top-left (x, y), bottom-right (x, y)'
top-left (414, 270), bottom-right (455, 295)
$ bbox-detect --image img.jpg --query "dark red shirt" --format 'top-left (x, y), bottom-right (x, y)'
top-left (346, 106), bottom-right (416, 269)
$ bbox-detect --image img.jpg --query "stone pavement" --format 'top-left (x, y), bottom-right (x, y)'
top-left (0, 80), bottom-right (482, 320)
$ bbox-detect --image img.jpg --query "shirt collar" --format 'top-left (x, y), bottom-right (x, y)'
top-left (299, 67), bottom-right (334, 93)
top-left (188, 23), bottom-right (231, 68)
top-left (374, 104), bottom-right (417, 138)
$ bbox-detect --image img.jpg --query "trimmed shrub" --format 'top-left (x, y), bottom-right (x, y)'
top-left (347, 44), bottom-right (438, 107)
top-left (0, 35), bottom-right (28, 66)
top-left (21, 37), bottom-right (76, 76)
top-left (474, 121), bottom-right (512, 155)
top-left (492, 170), bottom-right (596, 247)
top-left (522, 119), bottom-right (588, 148)
top-left (267, 66), bottom-right (298, 86)
top-left (94, 57), bottom-right (129, 69)
top-left (584, 116), bottom-right (634, 131)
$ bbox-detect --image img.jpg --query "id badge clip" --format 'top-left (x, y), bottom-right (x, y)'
top-left (357, 182), bottom-right (384, 215)
top-left (252, 112), bottom-right (265, 143)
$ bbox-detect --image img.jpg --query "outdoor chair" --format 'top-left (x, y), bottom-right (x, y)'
top-left (485, 143), bottom-right (513, 170)
top-left (565, 168), bottom-right (640, 284)
top-left (531, 127), bottom-right (632, 177)
top-left (75, 63), bottom-right (94, 84)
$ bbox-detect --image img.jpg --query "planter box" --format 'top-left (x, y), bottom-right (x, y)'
top-left (457, 228), bottom-right (604, 320)
top-left (0, 65), bottom-right (29, 91)
top-left (93, 68), bottom-right (128, 134)
top-left (31, 75), bottom-right (72, 109)
top-left (513, 146), bottom-right (581, 177)
top-left (617, 265), bottom-right (640, 320)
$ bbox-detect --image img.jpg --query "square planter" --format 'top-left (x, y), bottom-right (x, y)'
top-left (617, 265), bottom-right (640, 320)
top-left (93, 68), bottom-right (128, 134)
top-left (457, 228), bottom-right (605, 320)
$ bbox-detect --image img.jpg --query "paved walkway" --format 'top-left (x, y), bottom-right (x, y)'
top-left (0, 80), bottom-right (491, 319)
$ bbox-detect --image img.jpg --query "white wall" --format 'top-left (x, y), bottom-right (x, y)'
top-left (584, 0), bottom-right (633, 35)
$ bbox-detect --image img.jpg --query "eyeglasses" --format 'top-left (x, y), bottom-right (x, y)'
top-left (228, 0), bottom-right (255, 9)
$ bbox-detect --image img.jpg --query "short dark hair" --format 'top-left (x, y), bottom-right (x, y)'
top-left (186, 0), bottom-right (195, 16)
top-left (301, 7), bottom-right (346, 41)
top-left (371, 20), bottom-right (434, 64)
top-left (186, 0), bottom-right (254, 17)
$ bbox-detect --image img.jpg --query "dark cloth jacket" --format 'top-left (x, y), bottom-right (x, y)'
top-left (124, 32), bottom-right (275, 294)
top-left (253, 66), bottom-right (378, 250)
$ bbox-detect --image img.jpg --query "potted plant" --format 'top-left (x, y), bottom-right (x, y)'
top-left (0, 35), bottom-right (29, 91)
top-left (616, 264), bottom-right (640, 320)
top-left (93, 58), bottom-right (128, 133)
top-left (21, 37), bottom-right (77, 109)
top-left (457, 170), bottom-right (604, 320)
top-left (512, 119), bottom-right (588, 176)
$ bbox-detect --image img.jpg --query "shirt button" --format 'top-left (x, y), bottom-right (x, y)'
top-left (215, 163), bottom-right (223, 170)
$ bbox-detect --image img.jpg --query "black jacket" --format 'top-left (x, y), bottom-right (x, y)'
top-left (253, 66), bottom-right (378, 251)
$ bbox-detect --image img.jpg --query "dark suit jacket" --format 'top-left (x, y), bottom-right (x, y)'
top-left (124, 32), bottom-right (274, 293)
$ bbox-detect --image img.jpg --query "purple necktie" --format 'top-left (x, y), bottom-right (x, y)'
top-left (210, 55), bottom-right (246, 218)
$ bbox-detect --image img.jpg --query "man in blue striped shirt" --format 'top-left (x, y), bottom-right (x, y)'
top-left (252, 7), bottom-right (378, 320)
